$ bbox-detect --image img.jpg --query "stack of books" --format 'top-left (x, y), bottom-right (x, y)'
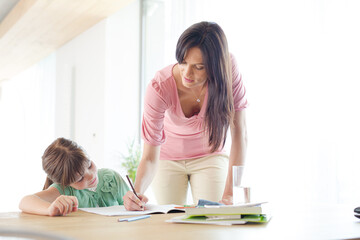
top-left (167, 202), bottom-right (270, 226)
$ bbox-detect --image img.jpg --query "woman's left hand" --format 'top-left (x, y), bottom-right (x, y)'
top-left (220, 194), bottom-right (233, 205)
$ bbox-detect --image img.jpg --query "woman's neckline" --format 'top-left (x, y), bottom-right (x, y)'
top-left (171, 63), bottom-right (207, 119)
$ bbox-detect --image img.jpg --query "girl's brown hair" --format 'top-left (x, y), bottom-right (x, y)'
top-left (42, 137), bottom-right (89, 190)
top-left (176, 21), bottom-right (234, 152)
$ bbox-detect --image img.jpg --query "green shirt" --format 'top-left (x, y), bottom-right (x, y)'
top-left (51, 168), bottom-right (129, 208)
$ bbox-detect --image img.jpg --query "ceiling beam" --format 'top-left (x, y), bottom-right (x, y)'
top-left (0, 0), bottom-right (134, 82)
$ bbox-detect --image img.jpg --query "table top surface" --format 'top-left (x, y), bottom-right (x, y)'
top-left (1, 203), bottom-right (360, 240)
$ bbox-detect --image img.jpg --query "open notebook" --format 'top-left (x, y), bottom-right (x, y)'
top-left (79, 204), bottom-right (184, 216)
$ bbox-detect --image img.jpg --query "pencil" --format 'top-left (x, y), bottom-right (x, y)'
top-left (118, 215), bottom-right (151, 222)
top-left (126, 175), bottom-right (140, 199)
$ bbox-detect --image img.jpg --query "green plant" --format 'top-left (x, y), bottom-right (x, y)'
top-left (121, 139), bottom-right (141, 183)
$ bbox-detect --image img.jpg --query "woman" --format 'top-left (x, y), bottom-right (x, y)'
top-left (123, 21), bottom-right (248, 210)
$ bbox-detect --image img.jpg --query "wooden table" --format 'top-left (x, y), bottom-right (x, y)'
top-left (1, 204), bottom-right (360, 240)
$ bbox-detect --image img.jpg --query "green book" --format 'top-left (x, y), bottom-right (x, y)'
top-left (166, 214), bottom-right (271, 225)
top-left (238, 214), bottom-right (270, 223)
top-left (185, 202), bottom-right (267, 217)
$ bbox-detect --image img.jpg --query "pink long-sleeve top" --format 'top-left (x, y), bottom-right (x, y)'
top-left (141, 55), bottom-right (248, 160)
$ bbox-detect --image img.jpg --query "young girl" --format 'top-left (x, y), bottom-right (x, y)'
top-left (19, 137), bottom-right (130, 216)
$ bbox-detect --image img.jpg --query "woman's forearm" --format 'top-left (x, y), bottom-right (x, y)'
top-left (223, 135), bottom-right (247, 197)
top-left (223, 110), bottom-right (248, 198)
top-left (134, 158), bottom-right (158, 194)
top-left (134, 144), bottom-right (161, 194)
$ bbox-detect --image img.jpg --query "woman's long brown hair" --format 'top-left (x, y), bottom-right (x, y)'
top-left (176, 22), bottom-right (234, 152)
top-left (42, 138), bottom-right (89, 190)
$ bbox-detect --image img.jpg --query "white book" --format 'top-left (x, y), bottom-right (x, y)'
top-left (79, 204), bottom-right (184, 216)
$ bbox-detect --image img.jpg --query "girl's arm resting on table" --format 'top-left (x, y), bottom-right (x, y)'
top-left (221, 110), bottom-right (248, 205)
top-left (19, 187), bottom-right (79, 216)
top-left (123, 143), bottom-right (160, 211)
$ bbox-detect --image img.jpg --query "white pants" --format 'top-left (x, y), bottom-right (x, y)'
top-left (151, 154), bottom-right (229, 205)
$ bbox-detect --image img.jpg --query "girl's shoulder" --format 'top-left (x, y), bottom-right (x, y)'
top-left (97, 168), bottom-right (126, 185)
top-left (97, 168), bottom-right (117, 176)
top-left (97, 168), bottom-right (129, 194)
top-left (50, 183), bottom-right (74, 196)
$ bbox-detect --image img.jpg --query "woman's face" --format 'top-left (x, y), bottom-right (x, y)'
top-left (178, 47), bottom-right (208, 88)
top-left (70, 160), bottom-right (98, 190)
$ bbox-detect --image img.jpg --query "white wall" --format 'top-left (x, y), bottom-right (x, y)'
top-left (0, 0), bottom-right (141, 212)
top-left (104, 0), bottom-right (140, 173)
top-left (56, 19), bottom-right (107, 167)
top-left (0, 53), bottom-right (56, 212)
top-left (55, 0), bottom-right (140, 170)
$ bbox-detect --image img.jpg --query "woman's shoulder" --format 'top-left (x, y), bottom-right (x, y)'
top-left (150, 63), bottom-right (176, 88)
top-left (146, 63), bottom-right (177, 103)
top-left (229, 52), bottom-right (239, 69)
top-left (229, 52), bottom-right (241, 82)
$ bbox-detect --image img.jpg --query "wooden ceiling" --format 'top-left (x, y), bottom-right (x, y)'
top-left (0, 0), bottom-right (134, 82)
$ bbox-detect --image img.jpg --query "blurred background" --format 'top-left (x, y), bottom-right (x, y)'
top-left (1, 0), bottom-right (359, 212)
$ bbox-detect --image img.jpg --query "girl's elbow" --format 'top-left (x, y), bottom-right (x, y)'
top-left (18, 197), bottom-right (27, 211)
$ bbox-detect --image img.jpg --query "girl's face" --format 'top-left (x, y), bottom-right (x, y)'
top-left (70, 160), bottom-right (98, 190)
top-left (178, 47), bottom-right (208, 88)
